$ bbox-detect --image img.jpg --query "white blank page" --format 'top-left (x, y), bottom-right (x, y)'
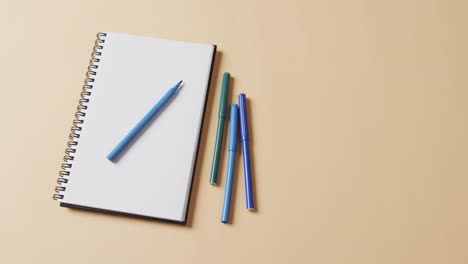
top-left (61, 32), bottom-right (215, 223)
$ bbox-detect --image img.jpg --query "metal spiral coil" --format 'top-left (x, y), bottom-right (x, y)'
top-left (53, 32), bottom-right (107, 200)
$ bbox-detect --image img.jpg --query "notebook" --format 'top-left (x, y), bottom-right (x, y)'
top-left (53, 32), bottom-right (216, 224)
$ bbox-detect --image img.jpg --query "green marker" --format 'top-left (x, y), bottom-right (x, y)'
top-left (210, 72), bottom-right (230, 185)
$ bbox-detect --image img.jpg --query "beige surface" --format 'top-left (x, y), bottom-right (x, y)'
top-left (1, 0), bottom-right (467, 263)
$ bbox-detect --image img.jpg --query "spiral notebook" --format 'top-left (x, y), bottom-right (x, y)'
top-left (53, 32), bottom-right (216, 224)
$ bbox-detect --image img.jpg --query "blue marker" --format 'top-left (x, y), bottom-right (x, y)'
top-left (239, 94), bottom-right (254, 210)
top-left (221, 104), bottom-right (239, 223)
top-left (107, 80), bottom-right (183, 161)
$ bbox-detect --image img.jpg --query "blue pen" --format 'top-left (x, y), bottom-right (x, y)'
top-left (238, 94), bottom-right (254, 210)
top-left (107, 80), bottom-right (183, 161)
top-left (221, 104), bottom-right (239, 223)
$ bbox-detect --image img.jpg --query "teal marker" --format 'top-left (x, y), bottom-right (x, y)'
top-left (210, 73), bottom-right (230, 185)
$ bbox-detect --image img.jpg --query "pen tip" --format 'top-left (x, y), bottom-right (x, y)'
top-left (175, 80), bottom-right (183, 90)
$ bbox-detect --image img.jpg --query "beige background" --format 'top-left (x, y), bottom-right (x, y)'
top-left (1, 0), bottom-right (467, 263)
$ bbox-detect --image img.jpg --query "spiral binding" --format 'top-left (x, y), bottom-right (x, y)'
top-left (53, 32), bottom-right (107, 200)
